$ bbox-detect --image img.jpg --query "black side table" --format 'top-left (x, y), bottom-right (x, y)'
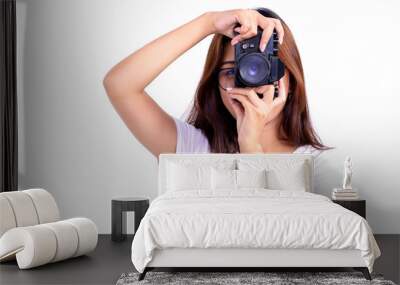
top-left (332, 199), bottom-right (366, 219)
top-left (111, 197), bottom-right (150, 242)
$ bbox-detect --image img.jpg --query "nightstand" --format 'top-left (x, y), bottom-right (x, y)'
top-left (111, 197), bottom-right (150, 242)
top-left (332, 199), bottom-right (366, 219)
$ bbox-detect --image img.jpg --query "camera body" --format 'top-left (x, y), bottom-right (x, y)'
top-left (234, 26), bottom-right (285, 88)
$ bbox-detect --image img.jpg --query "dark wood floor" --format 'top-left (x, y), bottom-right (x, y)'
top-left (0, 234), bottom-right (398, 285)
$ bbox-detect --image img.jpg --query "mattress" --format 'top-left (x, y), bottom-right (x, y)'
top-left (131, 189), bottom-right (381, 273)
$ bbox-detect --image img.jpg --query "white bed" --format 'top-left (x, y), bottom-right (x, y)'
top-left (130, 153), bottom-right (381, 281)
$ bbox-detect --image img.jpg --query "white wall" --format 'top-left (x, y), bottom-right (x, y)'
top-left (16, 0), bottom-right (400, 234)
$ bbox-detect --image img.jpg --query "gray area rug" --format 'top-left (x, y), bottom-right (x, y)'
top-left (116, 271), bottom-right (396, 285)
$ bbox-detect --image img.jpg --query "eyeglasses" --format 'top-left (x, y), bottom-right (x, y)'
top-left (217, 67), bottom-right (236, 91)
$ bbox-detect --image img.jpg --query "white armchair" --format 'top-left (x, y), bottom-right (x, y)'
top-left (0, 188), bottom-right (98, 269)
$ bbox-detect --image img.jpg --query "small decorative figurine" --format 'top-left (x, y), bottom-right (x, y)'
top-left (342, 156), bottom-right (353, 190)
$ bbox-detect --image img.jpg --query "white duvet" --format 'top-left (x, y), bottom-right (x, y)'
top-left (131, 189), bottom-right (381, 273)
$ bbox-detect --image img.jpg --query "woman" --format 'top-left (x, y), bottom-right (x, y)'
top-left (103, 7), bottom-right (333, 158)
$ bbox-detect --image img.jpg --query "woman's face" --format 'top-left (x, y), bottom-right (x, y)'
top-left (218, 43), bottom-right (290, 124)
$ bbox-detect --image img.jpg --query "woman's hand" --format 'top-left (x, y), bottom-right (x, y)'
top-left (227, 77), bottom-right (288, 153)
top-left (210, 9), bottom-right (284, 51)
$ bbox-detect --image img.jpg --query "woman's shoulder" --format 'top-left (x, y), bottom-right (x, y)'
top-left (172, 116), bottom-right (210, 153)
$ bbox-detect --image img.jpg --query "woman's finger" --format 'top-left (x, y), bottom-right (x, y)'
top-left (231, 12), bottom-right (252, 45)
top-left (237, 19), bottom-right (258, 40)
top-left (258, 16), bottom-right (284, 46)
top-left (230, 96), bottom-right (244, 125)
top-left (229, 94), bottom-right (254, 114)
top-left (237, 11), bottom-right (251, 33)
top-left (227, 87), bottom-right (263, 109)
top-left (272, 77), bottom-right (287, 107)
top-left (274, 19), bottom-right (285, 44)
top-left (258, 25), bottom-right (274, 52)
top-left (261, 85), bottom-right (275, 105)
top-left (231, 34), bottom-right (242, 46)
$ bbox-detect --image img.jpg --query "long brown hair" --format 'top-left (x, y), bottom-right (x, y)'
top-left (186, 7), bottom-right (333, 153)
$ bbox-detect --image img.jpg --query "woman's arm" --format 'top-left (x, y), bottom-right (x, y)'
top-left (103, 12), bottom-right (215, 158)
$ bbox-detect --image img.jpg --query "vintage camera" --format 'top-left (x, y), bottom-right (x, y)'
top-left (234, 26), bottom-right (285, 95)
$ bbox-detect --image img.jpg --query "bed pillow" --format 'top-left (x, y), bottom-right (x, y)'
top-left (165, 158), bottom-right (236, 192)
top-left (211, 168), bottom-right (236, 190)
top-left (236, 169), bottom-right (268, 189)
top-left (266, 166), bottom-right (307, 191)
top-left (166, 162), bottom-right (212, 191)
top-left (237, 158), bottom-right (309, 191)
top-left (211, 167), bottom-right (268, 190)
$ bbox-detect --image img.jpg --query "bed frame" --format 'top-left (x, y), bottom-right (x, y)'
top-left (137, 154), bottom-right (372, 281)
top-left (138, 248), bottom-right (371, 280)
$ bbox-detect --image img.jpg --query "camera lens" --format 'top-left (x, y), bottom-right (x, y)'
top-left (238, 54), bottom-right (270, 85)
